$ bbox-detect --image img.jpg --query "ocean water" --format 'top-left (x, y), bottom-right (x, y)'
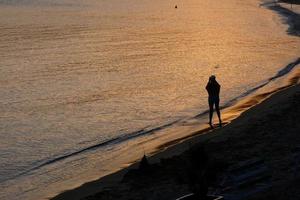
top-left (0, 0), bottom-right (299, 199)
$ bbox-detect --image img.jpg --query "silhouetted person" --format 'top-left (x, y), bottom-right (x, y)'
top-left (206, 75), bottom-right (221, 128)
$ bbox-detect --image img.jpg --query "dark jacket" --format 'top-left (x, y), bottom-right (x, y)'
top-left (206, 80), bottom-right (220, 98)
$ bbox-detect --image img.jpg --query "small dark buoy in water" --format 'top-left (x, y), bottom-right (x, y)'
top-left (175, 5), bottom-right (177, 9)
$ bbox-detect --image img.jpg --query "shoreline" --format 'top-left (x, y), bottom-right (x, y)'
top-left (51, 69), bottom-right (300, 200)
top-left (47, 62), bottom-right (300, 200)
top-left (50, 3), bottom-right (300, 200)
top-left (266, 2), bottom-right (300, 36)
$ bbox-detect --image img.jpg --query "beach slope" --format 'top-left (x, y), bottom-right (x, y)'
top-left (52, 79), bottom-right (300, 200)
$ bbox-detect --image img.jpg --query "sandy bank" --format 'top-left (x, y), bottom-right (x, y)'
top-left (51, 65), bottom-right (300, 200)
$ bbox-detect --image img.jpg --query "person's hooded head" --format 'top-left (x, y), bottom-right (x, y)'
top-left (209, 75), bottom-right (216, 82)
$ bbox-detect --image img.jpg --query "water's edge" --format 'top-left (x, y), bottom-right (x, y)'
top-left (10, 58), bottom-right (300, 183)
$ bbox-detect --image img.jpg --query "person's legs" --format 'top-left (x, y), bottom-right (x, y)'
top-left (215, 98), bottom-right (222, 126)
top-left (208, 98), bottom-right (214, 128)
